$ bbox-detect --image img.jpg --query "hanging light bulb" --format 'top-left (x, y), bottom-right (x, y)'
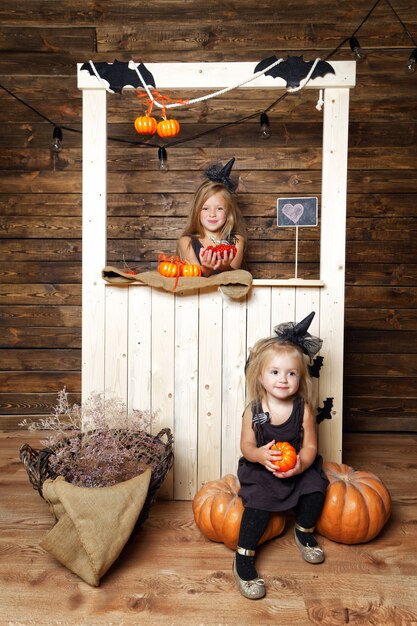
top-left (158, 146), bottom-right (169, 173)
top-left (51, 126), bottom-right (63, 153)
top-left (405, 48), bottom-right (417, 72)
top-left (259, 112), bottom-right (272, 139)
top-left (349, 36), bottom-right (367, 61)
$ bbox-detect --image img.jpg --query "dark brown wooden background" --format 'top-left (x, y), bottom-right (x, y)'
top-left (1, 0), bottom-right (416, 433)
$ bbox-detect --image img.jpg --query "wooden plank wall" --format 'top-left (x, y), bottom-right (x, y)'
top-left (0, 1), bottom-right (416, 433)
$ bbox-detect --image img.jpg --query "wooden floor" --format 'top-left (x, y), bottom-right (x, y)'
top-left (1, 431), bottom-right (416, 626)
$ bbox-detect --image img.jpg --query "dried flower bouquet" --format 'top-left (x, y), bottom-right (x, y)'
top-left (20, 389), bottom-right (174, 520)
top-left (20, 389), bottom-right (168, 488)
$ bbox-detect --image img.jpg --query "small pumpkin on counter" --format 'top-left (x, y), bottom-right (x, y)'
top-left (157, 258), bottom-right (181, 278)
top-left (317, 462), bottom-right (391, 544)
top-left (181, 262), bottom-right (202, 277)
top-left (192, 474), bottom-right (285, 550)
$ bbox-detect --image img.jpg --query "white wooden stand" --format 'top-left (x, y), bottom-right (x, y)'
top-left (77, 61), bottom-right (355, 499)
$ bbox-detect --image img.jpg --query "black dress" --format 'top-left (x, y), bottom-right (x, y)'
top-left (237, 396), bottom-right (329, 513)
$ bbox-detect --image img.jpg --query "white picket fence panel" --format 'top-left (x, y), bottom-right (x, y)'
top-left (101, 282), bottom-right (334, 500)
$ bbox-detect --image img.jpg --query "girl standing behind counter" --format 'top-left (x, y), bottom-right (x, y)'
top-left (177, 158), bottom-right (246, 277)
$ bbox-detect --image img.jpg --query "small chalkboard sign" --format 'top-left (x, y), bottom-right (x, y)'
top-left (276, 197), bottom-right (318, 279)
top-left (277, 197), bottom-right (318, 227)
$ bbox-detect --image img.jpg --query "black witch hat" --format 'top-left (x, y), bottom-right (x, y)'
top-left (204, 158), bottom-right (238, 193)
top-left (273, 311), bottom-right (323, 358)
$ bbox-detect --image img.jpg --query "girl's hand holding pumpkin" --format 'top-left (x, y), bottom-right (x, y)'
top-left (273, 455), bottom-right (302, 479)
top-left (256, 440), bottom-right (284, 473)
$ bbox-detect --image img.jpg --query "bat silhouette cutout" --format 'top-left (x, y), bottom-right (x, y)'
top-left (316, 397), bottom-right (334, 424)
top-left (254, 55), bottom-right (335, 89)
top-left (80, 60), bottom-right (156, 94)
top-left (308, 355), bottom-right (324, 379)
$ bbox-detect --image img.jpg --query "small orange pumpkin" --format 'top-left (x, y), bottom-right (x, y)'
top-left (157, 259), bottom-right (180, 278)
top-left (192, 474), bottom-right (285, 550)
top-left (134, 115), bottom-right (157, 135)
top-left (317, 462), bottom-right (391, 544)
top-left (157, 118), bottom-right (180, 138)
top-left (181, 262), bottom-right (202, 277)
top-left (270, 441), bottom-right (297, 472)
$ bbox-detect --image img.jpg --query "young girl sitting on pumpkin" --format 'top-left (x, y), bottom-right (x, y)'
top-left (177, 158), bottom-right (247, 277)
top-left (234, 312), bottom-right (329, 600)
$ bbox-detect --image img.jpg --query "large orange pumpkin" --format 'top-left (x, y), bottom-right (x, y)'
top-left (317, 462), bottom-right (391, 544)
top-left (192, 474), bottom-right (285, 550)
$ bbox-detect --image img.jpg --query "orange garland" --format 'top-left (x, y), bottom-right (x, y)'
top-left (136, 89), bottom-right (189, 115)
top-left (135, 90), bottom-right (187, 138)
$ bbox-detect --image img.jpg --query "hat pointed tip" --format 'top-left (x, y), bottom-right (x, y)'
top-left (220, 157), bottom-right (235, 177)
top-left (295, 311), bottom-right (315, 335)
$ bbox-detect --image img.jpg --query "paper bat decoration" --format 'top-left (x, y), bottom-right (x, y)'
top-left (308, 355), bottom-right (324, 379)
top-left (316, 397), bottom-right (334, 424)
top-left (80, 60), bottom-right (156, 94)
top-left (254, 55), bottom-right (335, 89)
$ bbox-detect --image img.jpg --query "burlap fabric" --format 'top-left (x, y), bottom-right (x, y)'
top-left (40, 469), bottom-right (152, 586)
top-left (102, 267), bottom-right (253, 299)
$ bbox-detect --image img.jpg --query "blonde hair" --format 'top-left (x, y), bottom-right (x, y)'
top-left (246, 339), bottom-right (314, 408)
top-left (180, 180), bottom-right (247, 242)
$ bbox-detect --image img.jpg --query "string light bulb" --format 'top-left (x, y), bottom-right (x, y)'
top-left (51, 126), bottom-right (63, 153)
top-left (259, 112), bottom-right (272, 139)
top-left (349, 36), bottom-right (367, 61)
top-left (158, 146), bottom-right (169, 173)
top-left (405, 48), bottom-right (417, 72)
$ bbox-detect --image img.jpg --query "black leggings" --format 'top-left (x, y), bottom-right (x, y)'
top-left (235, 493), bottom-right (325, 580)
top-left (236, 507), bottom-right (271, 580)
top-left (293, 491), bottom-right (326, 528)
top-left (238, 491), bottom-right (325, 551)
top-left (237, 507), bottom-right (271, 551)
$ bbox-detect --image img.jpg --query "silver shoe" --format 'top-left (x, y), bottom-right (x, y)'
top-left (294, 524), bottom-right (324, 564)
top-left (232, 556), bottom-right (266, 600)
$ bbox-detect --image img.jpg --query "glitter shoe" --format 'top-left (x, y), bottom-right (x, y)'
top-left (294, 524), bottom-right (325, 564)
top-left (232, 551), bottom-right (266, 600)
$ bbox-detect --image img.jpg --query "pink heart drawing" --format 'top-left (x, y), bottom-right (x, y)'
top-left (282, 203), bottom-right (304, 224)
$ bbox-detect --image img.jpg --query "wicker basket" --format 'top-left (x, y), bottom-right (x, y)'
top-left (19, 427), bottom-right (174, 529)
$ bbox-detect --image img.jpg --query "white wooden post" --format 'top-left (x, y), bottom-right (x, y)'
top-left (318, 88), bottom-right (351, 461)
top-left (79, 84), bottom-right (107, 403)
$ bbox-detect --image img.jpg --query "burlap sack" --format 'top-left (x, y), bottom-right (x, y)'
top-left (102, 267), bottom-right (253, 299)
top-left (40, 469), bottom-right (152, 586)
